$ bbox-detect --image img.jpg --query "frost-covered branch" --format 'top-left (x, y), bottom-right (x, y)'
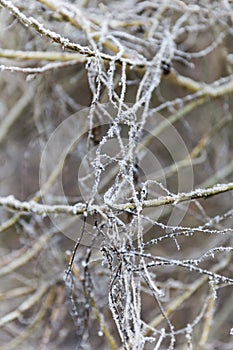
top-left (0, 61), bottom-right (80, 74)
top-left (112, 182), bottom-right (233, 210)
top-left (1, 182), bottom-right (233, 215)
top-left (0, 195), bottom-right (86, 215)
top-left (1, 0), bottom-right (233, 348)
top-left (0, 0), bottom-right (147, 67)
top-left (146, 256), bottom-right (231, 332)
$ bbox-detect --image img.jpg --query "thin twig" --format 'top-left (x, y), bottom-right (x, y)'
top-left (145, 256), bottom-right (231, 334)
top-left (0, 60), bottom-right (81, 74)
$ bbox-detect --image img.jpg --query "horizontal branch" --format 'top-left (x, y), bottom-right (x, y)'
top-left (110, 182), bottom-right (233, 212)
top-left (0, 183), bottom-right (232, 217)
top-left (0, 0), bottom-right (146, 67)
top-left (0, 48), bottom-right (86, 61)
top-left (0, 195), bottom-right (87, 215)
top-left (1, 51), bottom-right (232, 99)
top-left (0, 60), bottom-right (80, 74)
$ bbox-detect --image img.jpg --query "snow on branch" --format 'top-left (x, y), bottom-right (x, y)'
top-left (1, 1), bottom-right (233, 348)
top-left (0, 0), bottom-right (147, 67)
top-left (0, 182), bottom-right (233, 216)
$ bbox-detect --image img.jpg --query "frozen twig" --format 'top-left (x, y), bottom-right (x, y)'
top-left (0, 60), bottom-right (81, 74)
top-left (0, 182), bottom-right (233, 215)
top-left (0, 0), bottom-right (147, 67)
top-left (146, 256), bottom-right (231, 333)
top-left (1, 1), bottom-right (233, 348)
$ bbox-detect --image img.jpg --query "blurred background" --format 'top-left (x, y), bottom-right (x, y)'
top-left (0, 1), bottom-right (233, 349)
